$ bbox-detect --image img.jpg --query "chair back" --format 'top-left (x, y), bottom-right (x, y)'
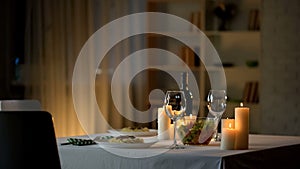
top-left (0, 100), bottom-right (41, 111)
top-left (0, 111), bottom-right (61, 169)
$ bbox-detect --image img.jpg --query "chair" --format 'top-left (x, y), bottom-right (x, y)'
top-left (0, 99), bottom-right (42, 111)
top-left (0, 111), bottom-right (61, 169)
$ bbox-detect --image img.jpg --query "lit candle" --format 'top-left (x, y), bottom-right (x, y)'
top-left (221, 122), bottom-right (236, 150)
top-left (221, 118), bottom-right (235, 134)
top-left (184, 114), bottom-right (197, 128)
top-left (157, 106), bottom-right (171, 140)
top-left (234, 102), bottom-right (249, 150)
top-left (188, 114), bottom-right (196, 120)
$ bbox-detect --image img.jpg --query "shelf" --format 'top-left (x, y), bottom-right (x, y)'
top-left (148, 0), bottom-right (201, 2)
top-left (147, 31), bottom-right (260, 41)
top-left (205, 0), bottom-right (261, 31)
top-left (147, 31), bottom-right (204, 38)
top-left (147, 65), bottom-right (201, 72)
top-left (143, 65), bottom-right (255, 73)
top-left (224, 66), bottom-right (260, 71)
top-left (198, 65), bottom-right (258, 72)
top-left (205, 30), bottom-right (260, 36)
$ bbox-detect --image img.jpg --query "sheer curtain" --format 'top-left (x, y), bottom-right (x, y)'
top-left (93, 0), bottom-right (147, 131)
top-left (25, 0), bottom-right (146, 137)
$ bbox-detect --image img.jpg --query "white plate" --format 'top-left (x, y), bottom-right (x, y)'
top-left (107, 129), bottom-right (158, 137)
top-left (96, 141), bottom-right (157, 148)
top-left (95, 138), bottom-right (158, 149)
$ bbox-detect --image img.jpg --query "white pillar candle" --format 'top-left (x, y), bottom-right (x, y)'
top-left (221, 123), bottom-right (236, 150)
top-left (234, 103), bottom-right (249, 150)
top-left (221, 118), bottom-right (235, 134)
top-left (158, 106), bottom-right (171, 140)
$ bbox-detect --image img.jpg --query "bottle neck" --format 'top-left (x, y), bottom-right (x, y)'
top-left (181, 72), bottom-right (189, 90)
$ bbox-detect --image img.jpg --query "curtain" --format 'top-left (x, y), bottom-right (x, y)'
top-left (93, 0), bottom-right (147, 130)
top-left (25, 0), bottom-right (146, 137)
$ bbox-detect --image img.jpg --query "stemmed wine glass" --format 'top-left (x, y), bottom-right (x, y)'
top-left (207, 89), bottom-right (227, 141)
top-left (164, 91), bottom-right (186, 149)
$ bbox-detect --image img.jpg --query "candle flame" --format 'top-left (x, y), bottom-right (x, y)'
top-left (240, 102), bottom-right (243, 107)
top-left (229, 123), bottom-right (232, 129)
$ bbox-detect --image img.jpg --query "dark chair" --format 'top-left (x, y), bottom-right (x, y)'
top-left (0, 111), bottom-right (61, 169)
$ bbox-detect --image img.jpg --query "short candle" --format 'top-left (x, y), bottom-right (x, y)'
top-left (221, 122), bottom-right (236, 150)
top-left (221, 118), bottom-right (235, 134)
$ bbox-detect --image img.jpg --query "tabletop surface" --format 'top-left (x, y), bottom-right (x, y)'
top-left (57, 134), bottom-right (300, 169)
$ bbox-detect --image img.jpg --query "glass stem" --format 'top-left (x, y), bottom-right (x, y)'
top-left (173, 119), bottom-right (177, 145)
top-left (214, 116), bottom-right (221, 141)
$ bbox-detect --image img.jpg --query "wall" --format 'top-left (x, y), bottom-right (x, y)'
top-left (260, 0), bottom-right (300, 135)
top-left (0, 0), bottom-right (26, 99)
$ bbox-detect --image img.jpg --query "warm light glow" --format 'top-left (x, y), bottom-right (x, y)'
top-left (229, 123), bottom-right (232, 129)
top-left (190, 114), bottom-right (192, 118)
top-left (52, 117), bottom-right (55, 128)
top-left (240, 102), bottom-right (244, 107)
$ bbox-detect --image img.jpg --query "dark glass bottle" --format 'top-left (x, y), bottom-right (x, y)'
top-left (180, 72), bottom-right (193, 116)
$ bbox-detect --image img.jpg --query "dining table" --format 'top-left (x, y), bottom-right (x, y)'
top-left (57, 134), bottom-right (300, 169)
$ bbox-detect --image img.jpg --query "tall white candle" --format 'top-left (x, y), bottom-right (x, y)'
top-left (221, 122), bottom-right (236, 150)
top-left (158, 106), bottom-right (171, 140)
top-left (234, 103), bottom-right (249, 150)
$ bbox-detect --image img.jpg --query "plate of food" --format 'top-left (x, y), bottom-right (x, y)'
top-left (107, 127), bottom-right (158, 137)
top-left (94, 135), bottom-right (158, 148)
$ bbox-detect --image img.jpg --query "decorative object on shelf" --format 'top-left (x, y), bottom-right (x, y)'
top-left (246, 60), bottom-right (258, 67)
top-left (222, 62), bottom-right (234, 67)
top-left (234, 103), bottom-right (249, 150)
top-left (214, 2), bottom-right (237, 30)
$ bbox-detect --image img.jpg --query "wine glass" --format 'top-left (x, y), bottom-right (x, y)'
top-left (207, 89), bottom-right (227, 141)
top-left (164, 91), bottom-right (186, 149)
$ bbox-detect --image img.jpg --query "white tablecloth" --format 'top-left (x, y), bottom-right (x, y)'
top-left (57, 134), bottom-right (300, 169)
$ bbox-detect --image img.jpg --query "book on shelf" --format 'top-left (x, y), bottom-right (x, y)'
top-left (243, 81), bottom-right (259, 103)
top-left (180, 46), bottom-right (200, 67)
top-left (181, 46), bottom-right (194, 67)
top-left (248, 9), bottom-right (260, 31)
top-left (190, 11), bottom-right (202, 31)
top-left (251, 81), bottom-right (259, 103)
top-left (243, 82), bottom-right (251, 103)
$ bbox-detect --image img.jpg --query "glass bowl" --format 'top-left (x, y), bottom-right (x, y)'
top-left (176, 117), bottom-right (218, 145)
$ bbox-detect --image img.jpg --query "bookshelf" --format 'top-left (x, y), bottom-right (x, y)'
top-left (146, 0), bottom-right (261, 119)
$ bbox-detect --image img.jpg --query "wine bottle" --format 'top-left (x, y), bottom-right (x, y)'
top-left (180, 72), bottom-right (193, 116)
